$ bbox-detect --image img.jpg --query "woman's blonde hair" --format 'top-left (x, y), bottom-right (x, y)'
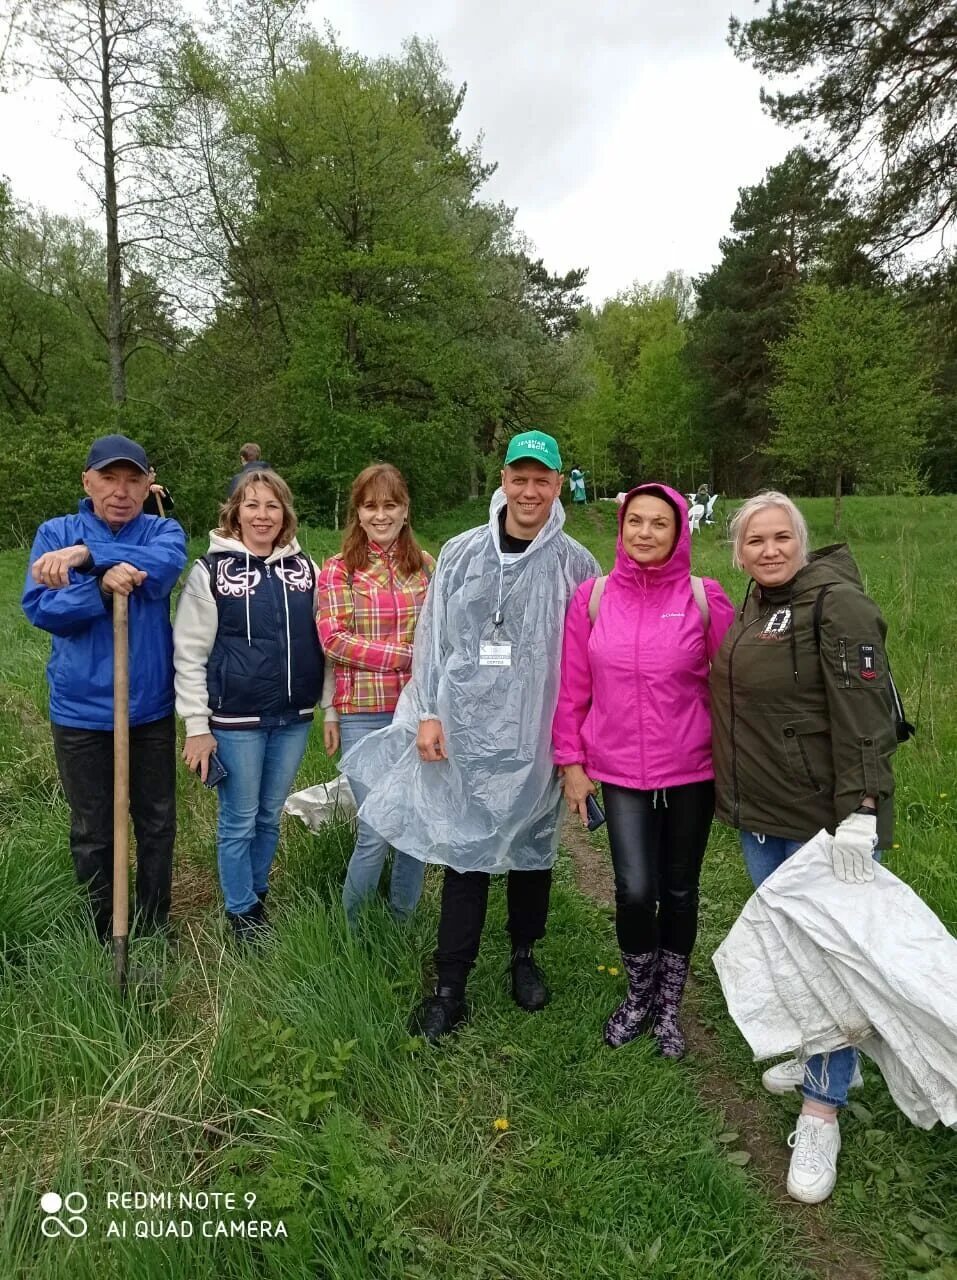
top-left (217, 469), bottom-right (298, 550)
top-left (729, 490), bottom-right (809, 571)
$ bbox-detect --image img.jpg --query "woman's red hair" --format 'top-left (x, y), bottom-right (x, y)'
top-left (341, 464), bottom-right (427, 577)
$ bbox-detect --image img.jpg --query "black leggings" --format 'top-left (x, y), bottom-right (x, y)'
top-left (602, 779), bottom-right (715, 956)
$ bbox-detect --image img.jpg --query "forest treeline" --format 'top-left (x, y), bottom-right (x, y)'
top-left (1, 0), bottom-right (955, 544)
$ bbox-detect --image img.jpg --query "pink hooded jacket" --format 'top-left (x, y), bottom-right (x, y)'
top-left (552, 482), bottom-right (735, 791)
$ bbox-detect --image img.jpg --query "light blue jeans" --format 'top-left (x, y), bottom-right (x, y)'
top-left (740, 829), bottom-right (880, 1109)
top-left (213, 720), bottom-right (312, 916)
top-left (339, 712), bottom-right (425, 923)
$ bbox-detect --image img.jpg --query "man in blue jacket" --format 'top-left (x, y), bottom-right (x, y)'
top-left (22, 434), bottom-right (188, 941)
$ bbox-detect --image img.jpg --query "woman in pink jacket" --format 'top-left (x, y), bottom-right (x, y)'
top-left (554, 482), bottom-right (734, 1057)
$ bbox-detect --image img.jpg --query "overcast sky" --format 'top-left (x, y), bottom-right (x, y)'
top-left (0, 0), bottom-right (796, 303)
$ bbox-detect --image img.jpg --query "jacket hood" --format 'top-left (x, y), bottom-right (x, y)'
top-left (759, 543), bottom-right (864, 606)
top-left (488, 486), bottom-right (566, 559)
top-left (206, 530), bottom-right (303, 561)
top-left (611, 482), bottom-right (691, 589)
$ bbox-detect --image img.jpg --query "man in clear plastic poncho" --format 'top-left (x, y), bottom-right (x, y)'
top-left (342, 431), bottom-right (599, 1041)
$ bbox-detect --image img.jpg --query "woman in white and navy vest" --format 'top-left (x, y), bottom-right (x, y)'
top-left (174, 470), bottom-right (323, 941)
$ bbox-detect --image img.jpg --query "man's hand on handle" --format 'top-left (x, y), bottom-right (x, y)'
top-left (101, 562), bottom-right (147, 596)
top-left (417, 718), bottom-right (447, 763)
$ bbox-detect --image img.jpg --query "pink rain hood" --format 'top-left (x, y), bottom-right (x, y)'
top-left (552, 482), bottom-right (735, 791)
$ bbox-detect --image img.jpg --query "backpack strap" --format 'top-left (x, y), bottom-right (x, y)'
top-left (587, 575), bottom-right (607, 624)
top-left (690, 575), bottom-right (710, 631)
top-left (588, 573), bottom-right (711, 631)
top-left (812, 583), bottom-right (914, 742)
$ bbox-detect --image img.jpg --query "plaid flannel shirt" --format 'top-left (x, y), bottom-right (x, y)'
top-left (317, 546), bottom-right (434, 715)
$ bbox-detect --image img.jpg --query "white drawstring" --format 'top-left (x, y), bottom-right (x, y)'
top-left (653, 789), bottom-right (669, 809)
top-left (244, 549), bottom-right (251, 645)
top-left (281, 555), bottom-right (292, 700)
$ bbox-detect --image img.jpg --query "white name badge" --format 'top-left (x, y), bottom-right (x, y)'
top-left (479, 642), bottom-right (512, 667)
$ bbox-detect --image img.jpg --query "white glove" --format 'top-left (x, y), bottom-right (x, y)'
top-left (831, 812), bottom-right (878, 883)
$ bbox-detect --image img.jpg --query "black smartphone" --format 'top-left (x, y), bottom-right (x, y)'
top-left (202, 752), bottom-right (228, 789)
top-left (585, 794), bottom-right (606, 832)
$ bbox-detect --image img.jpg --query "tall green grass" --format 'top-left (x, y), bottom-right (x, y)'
top-left (1, 497), bottom-right (955, 1279)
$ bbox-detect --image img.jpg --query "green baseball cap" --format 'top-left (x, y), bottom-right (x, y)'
top-left (503, 430), bottom-right (563, 472)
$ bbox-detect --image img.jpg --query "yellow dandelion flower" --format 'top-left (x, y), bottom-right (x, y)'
top-left (493, 1117), bottom-right (509, 1132)
top-left (608, 966), bottom-right (620, 977)
top-left (596, 964), bottom-right (606, 972)
top-left (892, 843), bottom-right (901, 850)
top-left (939, 792), bottom-right (949, 800)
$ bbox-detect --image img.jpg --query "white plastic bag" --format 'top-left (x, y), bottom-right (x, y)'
top-left (713, 830), bottom-right (957, 1129)
top-left (284, 775), bottom-right (357, 830)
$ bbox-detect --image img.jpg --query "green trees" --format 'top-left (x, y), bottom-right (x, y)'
top-left (148, 24), bottom-right (589, 524)
top-left (767, 285), bottom-right (933, 526)
top-left (11, 0), bottom-right (186, 403)
top-left (562, 284), bottom-right (707, 496)
top-left (1, 1), bottom-right (956, 545)
top-left (730, 0), bottom-right (957, 255)
top-left (688, 148), bottom-right (875, 492)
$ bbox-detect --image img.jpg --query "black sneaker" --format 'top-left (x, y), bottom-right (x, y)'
top-left (510, 946), bottom-right (550, 1012)
top-left (410, 986), bottom-right (468, 1043)
top-left (227, 901), bottom-right (271, 946)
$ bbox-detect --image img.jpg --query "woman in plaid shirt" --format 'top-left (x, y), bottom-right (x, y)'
top-left (318, 464), bottom-right (435, 922)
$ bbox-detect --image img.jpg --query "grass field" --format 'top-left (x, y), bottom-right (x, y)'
top-left (0, 496), bottom-right (955, 1279)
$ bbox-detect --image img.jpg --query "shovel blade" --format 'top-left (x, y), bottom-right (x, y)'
top-left (112, 934), bottom-right (128, 994)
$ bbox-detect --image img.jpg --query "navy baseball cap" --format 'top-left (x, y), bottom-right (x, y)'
top-left (84, 434), bottom-right (149, 474)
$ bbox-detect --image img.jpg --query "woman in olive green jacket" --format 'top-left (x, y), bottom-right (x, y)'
top-left (710, 491), bottom-right (896, 1208)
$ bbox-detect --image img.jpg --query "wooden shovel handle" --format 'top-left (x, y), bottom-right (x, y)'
top-left (112, 592), bottom-right (130, 987)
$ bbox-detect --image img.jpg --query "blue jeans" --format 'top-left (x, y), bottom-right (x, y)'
top-left (740, 829), bottom-right (878, 1109)
top-left (213, 721), bottom-right (312, 915)
top-left (339, 711), bottom-right (425, 922)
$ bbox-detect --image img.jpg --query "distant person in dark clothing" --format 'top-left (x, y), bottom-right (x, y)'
top-left (230, 442), bottom-right (273, 495)
top-left (143, 468), bottom-right (175, 517)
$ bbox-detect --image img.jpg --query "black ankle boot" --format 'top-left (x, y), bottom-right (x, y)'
top-left (226, 900), bottom-right (271, 946)
top-left (411, 984), bottom-right (468, 1043)
top-left (510, 945), bottom-right (550, 1012)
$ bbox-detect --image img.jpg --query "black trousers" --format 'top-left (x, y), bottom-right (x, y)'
top-left (602, 779), bottom-right (715, 956)
top-left (434, 866), bottom-right (552, 990)
top-left (51, 715), bottom-right (176, 939)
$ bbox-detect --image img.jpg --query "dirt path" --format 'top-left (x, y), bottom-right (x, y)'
top-left (561, 813), bottom-right (881, 1280)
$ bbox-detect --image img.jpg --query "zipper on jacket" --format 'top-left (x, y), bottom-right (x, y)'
top-left (727, 612), bottom-right (764, 828)
top-left (728, 630), bottom-right (742, 827)
top-left (838, 638), bottom-right (850, 688)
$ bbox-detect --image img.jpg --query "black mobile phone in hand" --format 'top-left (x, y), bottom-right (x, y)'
top-left (585, 794), bottom-right (606, 832)
top-left (203, 752), bottom-right (228, 789)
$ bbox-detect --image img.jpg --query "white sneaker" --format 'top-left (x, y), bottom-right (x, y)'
top-left (762, 1058), bottom-right (863, 1096)
top-left (786, 1114), bottom-right (841, 1203)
